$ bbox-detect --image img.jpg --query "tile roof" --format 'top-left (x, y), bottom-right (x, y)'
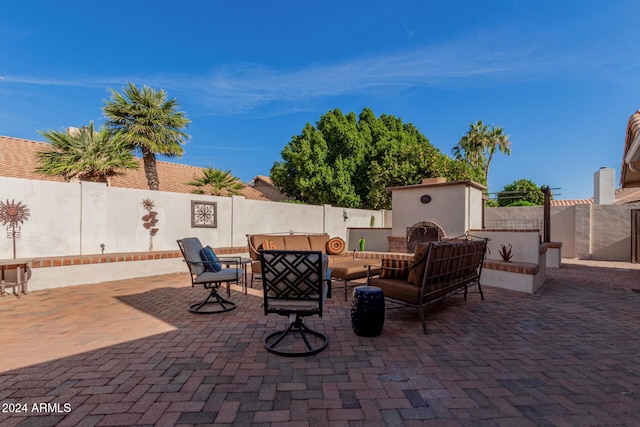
top-left (253, 175), bottom-right (274, 185)
top-left (0, 135), bottom-right (271, 201)
top-left (620, 109), bottom-right (640, 187)
top-left (550, 198), bottom-right (593, 206)
top-left (549, 187), bottom-right (640, 206)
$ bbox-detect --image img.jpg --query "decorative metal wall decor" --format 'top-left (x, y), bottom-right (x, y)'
top-left (141, 199), bottom-right (159, 251)
top-left (191, 201), bottom-right (217, 228)
top-left (0, 199), bottom-right (30, 259)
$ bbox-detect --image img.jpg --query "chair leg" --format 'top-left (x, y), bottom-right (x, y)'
top-left (418, 307), bottom-right (428, 334)
top-left (343, 279), bottom-right (354, 301)
top-left (263, 315), bottom-right (328, 357)
top-left (189, 287), bottom-right (237, 314)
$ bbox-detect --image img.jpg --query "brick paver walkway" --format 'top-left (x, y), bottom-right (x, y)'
top-left (1, 259), bottom-right (639, 426)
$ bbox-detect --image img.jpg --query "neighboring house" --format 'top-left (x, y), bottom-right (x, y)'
top-left (0, 135), bottom-right (273, 201)
top-left (550, 187), bottom-right (640, 206)
top-left (621, 109), bottom-right (640, 187)
top-left (249, 175), bottom-right (293, 202)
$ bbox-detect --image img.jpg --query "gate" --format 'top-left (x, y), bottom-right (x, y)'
top-left (632, 209), bottom-right (640, 263)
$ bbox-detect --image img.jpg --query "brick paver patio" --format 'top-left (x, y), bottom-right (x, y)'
top-left (1, 259), bottom-right (639, 426)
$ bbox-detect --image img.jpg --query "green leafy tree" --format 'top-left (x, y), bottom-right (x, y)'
top-left (186, 167), bottom-right (245, 196)
top-left (103, 82), bottom-right (191, 191)
top-left (35, 121), bottom-right (139, 184)
top-left (497, 178), bottom-right (548, 206)
top-left (271, 108), bottom-right (478, 209)
top-left (452, 120), bottom-right (511, 187)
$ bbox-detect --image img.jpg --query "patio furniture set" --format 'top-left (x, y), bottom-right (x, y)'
top-left (177, 232), bottom-right (488, 356)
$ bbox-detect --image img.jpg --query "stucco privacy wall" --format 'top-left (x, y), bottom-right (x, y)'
top-left (485, 203), bottom-right (640, 260)
top-left (590, 204), bottom-right (638, 260)
top-left (0, 176), bottom-right (386, 259)
top-left (471, 229), bottom-right (541, 264)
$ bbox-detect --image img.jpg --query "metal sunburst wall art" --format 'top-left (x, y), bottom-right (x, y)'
top-left (141, 198), bottom-right (159, 251)
top-left (0, 199), bottom-right (31, 259)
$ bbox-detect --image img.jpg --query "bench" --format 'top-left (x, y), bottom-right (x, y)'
top-left (367, 236), bottom-right (488, 334)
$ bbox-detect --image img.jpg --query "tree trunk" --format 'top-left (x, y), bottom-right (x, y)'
top-left (141, 146), bottom-right (160, 191)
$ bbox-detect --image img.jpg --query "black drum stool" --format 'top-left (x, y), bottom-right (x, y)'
top-left (351, 286), bottom-right (385, 337)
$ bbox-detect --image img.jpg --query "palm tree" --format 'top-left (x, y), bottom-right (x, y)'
top-left (452, 120), bottom-right (489, 171)
top-left (186, 167), bottom-right (245, 196)
top-left (103, 82), bottom-right (191, 190)
top-left (35, 121), bottom-right (139, 184)
top-left (452, 120), bottom-right (511, 186)
top-left (484, 125), bottom-right (511, 184)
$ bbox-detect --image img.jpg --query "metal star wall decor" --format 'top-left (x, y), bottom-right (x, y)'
top-left (0, 199), bottom-right (30, 258)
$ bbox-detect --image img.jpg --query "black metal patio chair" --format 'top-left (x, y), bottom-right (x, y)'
top-left (260, 250), bottom-right (329, 356)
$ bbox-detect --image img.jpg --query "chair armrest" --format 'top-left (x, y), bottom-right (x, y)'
top-left (366, 264), bottom-right (378, 284)
top-left (218, 256), bottom-right (242, 266)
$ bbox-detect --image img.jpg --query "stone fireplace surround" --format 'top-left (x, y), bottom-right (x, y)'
top-left (388, 220), bottom-right (446, 253)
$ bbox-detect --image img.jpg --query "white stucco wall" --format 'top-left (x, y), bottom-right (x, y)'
top-left (0, 177), bottom-right (386, 259)
top-left (1, 177), bottom-right (82, 258)
top-left (471, 230), bottom-right (541, 264)
top-left (590, 204), bottom-right (635, 260)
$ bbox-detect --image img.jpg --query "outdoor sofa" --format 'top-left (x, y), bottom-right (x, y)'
top-left (367, 235), bottom-right (488, 333)
top-left (247, 232), bottom-right (381, 298)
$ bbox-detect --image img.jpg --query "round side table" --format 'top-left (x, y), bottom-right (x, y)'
top-left (351, 285), bottom-right (385, 337)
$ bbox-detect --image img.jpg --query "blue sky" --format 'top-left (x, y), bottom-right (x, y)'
top-left (2, 0), bottom-right (640, 200)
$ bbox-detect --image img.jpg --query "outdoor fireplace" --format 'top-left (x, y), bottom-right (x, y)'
top-left (406, 221), bottom-right (444, 253)
top-left (386, 177), bottom-right (486, 253)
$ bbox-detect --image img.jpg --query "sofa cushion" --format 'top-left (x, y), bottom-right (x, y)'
top-left (200, 246), bottom-right (222, 272)
top-left (327, 254), bottom-right (355, 267)
top-left (369, 277), bottom-right (421, 305)
top-left (407, 243), bottom-right (431, 286)
top-left (379, 259), bottom-right (410, 280)
top-left (308, 234), bottom-right (330, 252)
top-left (284, 235), bottom-right (312, 251)
top-left (326, 237), bottom-right (346, 255)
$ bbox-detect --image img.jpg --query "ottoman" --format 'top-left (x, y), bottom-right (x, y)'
top-left (351, 285), bottom-right (385, 337)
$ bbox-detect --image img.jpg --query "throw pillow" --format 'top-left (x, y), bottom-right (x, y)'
top-left (263, 238), bottom-right (278, 250)
top-left (407, 243), bottom-right (430, 286)
top-left (326, 237), bottom-right (346, 255)
top-left (379, 259), bottom-right (410, 280)
top-left (200, 246), bottom-right (222, 272)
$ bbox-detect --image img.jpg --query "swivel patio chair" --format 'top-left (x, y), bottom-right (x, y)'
top-left (177, 238), bottom-right (242, 314)
top-left (260, 250), bottom-right (329, 357)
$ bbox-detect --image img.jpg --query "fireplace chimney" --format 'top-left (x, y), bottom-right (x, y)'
top-left (594, 167), bottom-right (615, 205)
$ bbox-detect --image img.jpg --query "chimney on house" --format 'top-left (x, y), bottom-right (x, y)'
top-left (594, 167), bottom-right (615, 205)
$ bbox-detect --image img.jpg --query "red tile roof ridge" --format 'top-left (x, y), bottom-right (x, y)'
top-left (0, 135), bottom-right (273, 201)
top-left (550, 199), bottom-right (593, 206)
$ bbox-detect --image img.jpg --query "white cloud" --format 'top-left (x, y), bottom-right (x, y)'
top-left (0, 33), bottom-right (621, 117)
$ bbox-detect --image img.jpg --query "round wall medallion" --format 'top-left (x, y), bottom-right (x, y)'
top-left (420, 194), bottom-right (432, 204)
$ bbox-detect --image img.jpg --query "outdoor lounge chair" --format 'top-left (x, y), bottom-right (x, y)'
top-left (260, 250), bottom-right (329, 357)
top-left (177, 238), bottom-right (242, 314)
